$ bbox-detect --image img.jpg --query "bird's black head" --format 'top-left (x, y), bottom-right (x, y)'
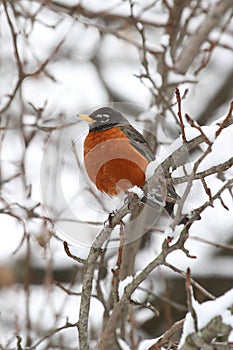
top-left (80, 107), bottom-right (128, 131)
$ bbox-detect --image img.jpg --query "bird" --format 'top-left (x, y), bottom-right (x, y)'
top-left (80, 107), bottom-right (179, 217)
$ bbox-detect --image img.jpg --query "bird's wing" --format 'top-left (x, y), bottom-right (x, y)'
top-left (119, 123), bottom-right (155, 162)
top-left (120, 123), bottom-right (181, 211)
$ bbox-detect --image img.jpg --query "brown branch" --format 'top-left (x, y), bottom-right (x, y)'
top-left (170, 141), bottom-right (213, 229)
top-left (3, 0), bottom-right (23, 75)
top-left (148, 318), bottom-right (185, 350)
top-left (29, 320), bottom-right (79, 350)
top-left (190, 235), bottom-right (233, 251)
top-left (138, 286), bottom-right (187, 312)
top-left (200, 177), bottom-right (212, 202)
top-left (33, 0), bottom-right (167, 28)
top-left (215, 101), bottom-right (233, 137)
top-left (185, 113), bottom-right (212, 145)
top-left (130, 298), bottom-right (160, 317)
top-left (164, 262), bottom-right (216, 301)
top-left (167, 101), bottom-right (233, 226)
top-left (54, 280), bottom-right (102, 303)
top-left (159, 99), bottom-right (233, 177)
top-left (175, 88), bottom-right (187, 142)
top-left (185, 268), bottom-right (198, 332)
top-left (187, 178), bottom-right (233, 228)
top-left (0, 4), bottom-right (65, 114)
top-left (54, 280), bottom-right (82, 296)
top-left (63, 241), bottom-right (85, 264)
top-left (219, 196), bottom-right (230, 211)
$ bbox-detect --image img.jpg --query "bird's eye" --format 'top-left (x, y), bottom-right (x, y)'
top-left (101, 114), bottom-right (110, 122)
top-left (94, 113), bottom-right (110, 122)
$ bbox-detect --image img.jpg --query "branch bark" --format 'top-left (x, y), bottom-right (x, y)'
top-left (179, 315), bottom-right (232, 350)
top-left (98, 231), bottom-right (190, 349)
top-left (78, 195), bottom-right (140, 350)
top-left (175, 0), bottom-right (233, 74)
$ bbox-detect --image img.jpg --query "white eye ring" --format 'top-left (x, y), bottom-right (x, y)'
top-left (101, 114), bottom-right (109, 122)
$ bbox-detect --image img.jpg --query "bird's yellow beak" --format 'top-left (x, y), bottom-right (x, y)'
top-left (79, 114), bottom-right (95, 123)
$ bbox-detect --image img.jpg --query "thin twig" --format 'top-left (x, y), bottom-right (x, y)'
top-left (215, 100), bottom-right (233, 137)
top-left (149, 318), bottom-right (185, 349)
top-left (190, 235), bottom-right (233, 251)
top-left (63, 241), bottom-right (86, 264)
top-left (175, 88), bottom-right (187, 143)
top-left (164, 262), bottom-right (216, 300)
top-left (185, 113), bottom-right (212, 145)
top-left (170, 156), bottom-right (233, 185)
top-left (185, 268), bottom-right (198, 332)
top-left (29, 321), bottom-right (79, 349)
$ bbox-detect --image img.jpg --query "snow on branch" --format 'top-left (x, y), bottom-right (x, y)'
top-left (179, 288), bottom-right (233, 350)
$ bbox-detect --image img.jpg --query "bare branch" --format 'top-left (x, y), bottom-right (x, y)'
top-left (190, 235), bottom-right (233, 251)
top-left (185, 268), bottom-right (198, 332)
top-left (63, 241), bottom-right (86, 264)
top-left (175, 0), bottom-right (233, 74)
top-left (32, 0), bottom-right (167, 28)
top-left (175, 87), bottom-right (187, 143)
top-left (148, 318), bottom-right (185, 350)
top-left (164, 262), bottom-right (216, 301)
top-left (29, 320), bottom-right (79, 350)
top-left (98, 232), bottom-right (193, 349)
top-left (179, 315), bottom-right (232, 350)
top-left (78, 194), bottom-right (141, 350)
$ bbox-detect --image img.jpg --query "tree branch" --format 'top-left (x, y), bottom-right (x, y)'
top-left (175, 0), bottom-right (233, 74)
top-left (78, 195), bottom-right (140, 350)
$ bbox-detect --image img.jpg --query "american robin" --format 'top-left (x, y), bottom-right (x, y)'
top-left (80, 107), bottom-right (178, 216)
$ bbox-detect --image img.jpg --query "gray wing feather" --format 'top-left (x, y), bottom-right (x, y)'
top-left (119, 124), bottom-right (155, 162)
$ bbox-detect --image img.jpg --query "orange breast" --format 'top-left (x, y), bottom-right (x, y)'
top-left (84, 127), bottom-right (148, 195)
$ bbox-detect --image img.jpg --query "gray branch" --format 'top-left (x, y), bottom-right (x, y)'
top-left (175, 0), bottom-right (233, 74)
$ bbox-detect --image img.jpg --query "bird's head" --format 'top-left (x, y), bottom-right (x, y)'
top-left (79, 107), bottom-right (128, 131)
